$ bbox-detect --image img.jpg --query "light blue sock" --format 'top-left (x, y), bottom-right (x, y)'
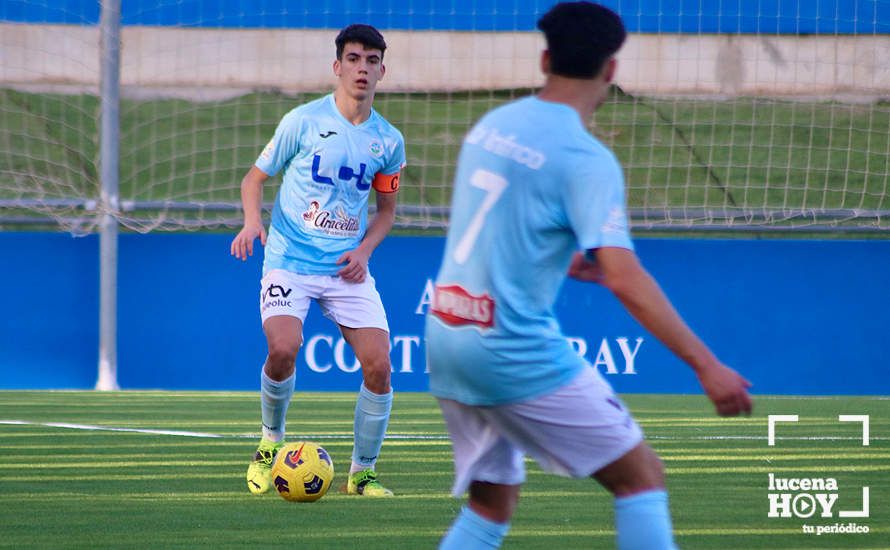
top-left (614, 490), bottom-right (678, 550)
top-left (440, 506), bottom-right (510, 549)
top-left (350, 383), bottom-right (392, 470)
top-left (260, 368), bottom-right (294, 442)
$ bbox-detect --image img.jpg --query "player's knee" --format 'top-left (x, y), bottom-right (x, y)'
top-left (469, 482), bottom-right (520, 523)
top-left (622, 448), bottom-right (666, 494)
top-left (266, 336), bottom-right (300, 373)
top-left (645, 451), bottom-right (666, 486)
top-left (360, 354), bottom-right (391, 393)
top-left (595, 444), bottom-right (666, 496)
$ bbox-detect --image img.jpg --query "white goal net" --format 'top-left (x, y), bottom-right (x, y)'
top-left (2, 1), bottom-right (889, 232)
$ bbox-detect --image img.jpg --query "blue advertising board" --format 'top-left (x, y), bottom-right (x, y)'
top-left (1, 232), bottom-right (888, 395)
top-left (3, 0), bottom-right (889, 34)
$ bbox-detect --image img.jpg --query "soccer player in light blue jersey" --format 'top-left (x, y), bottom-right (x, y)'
top-left (426, 3), bottom-right (753, 548)
top-left (231, 24), bottom-right (405, 498)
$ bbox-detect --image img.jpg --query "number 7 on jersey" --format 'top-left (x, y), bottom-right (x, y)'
top-left (453, 169), bottom-right (508, 264)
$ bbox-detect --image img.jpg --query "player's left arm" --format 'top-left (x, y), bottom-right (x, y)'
top-left (336, 172), bottom-right (400, 283)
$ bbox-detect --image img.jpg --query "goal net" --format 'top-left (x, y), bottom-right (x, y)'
top-left (2, 1), bottom-right (889, 232)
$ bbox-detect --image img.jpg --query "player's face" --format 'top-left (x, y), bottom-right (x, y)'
top-left (334, 42), bottom-right (385, 101)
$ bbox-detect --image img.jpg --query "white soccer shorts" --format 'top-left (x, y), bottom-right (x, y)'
top-left (438, 366), bottom-right (644, 497)
top-left (259, 268), bottom-right (389, 331)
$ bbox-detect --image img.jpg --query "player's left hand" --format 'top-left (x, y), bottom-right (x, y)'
top-left (336, 248), bottom-right (371, 283)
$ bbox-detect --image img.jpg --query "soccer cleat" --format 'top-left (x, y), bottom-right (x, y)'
top-left (246, 438), bottom-right (285, 495)
top-left (347, 469), bottom-right (394, 497)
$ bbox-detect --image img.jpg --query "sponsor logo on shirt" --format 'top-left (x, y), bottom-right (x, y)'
top-left (430, 284), bottom-right (495, 329)
top-left (464, 124), bottom-right (546, 170)
top-left (602, 206), bottom-right (629, 234)
top-left (260, 138), bottom-right (275, 160)
top-left (301, 202), bottom-right (360, 237)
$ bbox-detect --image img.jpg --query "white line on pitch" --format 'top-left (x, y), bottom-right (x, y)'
top-left (1, 420), bottom-right (886, 442)
top-left (0, 420), bottom-right (447, 439)
top-left (0, 420), bottom-right (224, 438)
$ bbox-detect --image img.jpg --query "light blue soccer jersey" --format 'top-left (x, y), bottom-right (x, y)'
top-left (425, 96), bottom-right (634, 406)
top-left (256, 94), bottom-right (406, 276)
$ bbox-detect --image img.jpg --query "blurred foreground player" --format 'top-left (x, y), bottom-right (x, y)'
top-left (425, 3), bottom-right (752, 548)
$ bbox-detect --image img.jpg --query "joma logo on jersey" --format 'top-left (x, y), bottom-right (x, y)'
top-left (311, 154), bottom-right (369, 190)
top-left (430, 284), bottom-right (494, 329)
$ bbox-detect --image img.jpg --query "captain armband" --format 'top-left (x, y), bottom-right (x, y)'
top-left (372, 172), bottom-right (401, 193)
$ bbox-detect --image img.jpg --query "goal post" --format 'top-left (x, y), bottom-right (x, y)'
top-left (96, 0), bottom-right (121, 391)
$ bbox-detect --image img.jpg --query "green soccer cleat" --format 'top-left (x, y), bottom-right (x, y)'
top-left (246, 438), bottom-right (285, 495)
top-left (347, 469), bottom-right (394, 497)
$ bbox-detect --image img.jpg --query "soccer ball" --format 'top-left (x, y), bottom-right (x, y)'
top-left (270, 441), bottom-right (335, 502)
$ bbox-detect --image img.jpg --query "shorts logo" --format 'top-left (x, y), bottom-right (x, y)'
top-left (430, 284), bottom-right (494, 329)
top-left (262, 283), bottom-right (292, 312)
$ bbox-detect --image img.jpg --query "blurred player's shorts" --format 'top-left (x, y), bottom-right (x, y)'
top-left (438, 366), bottom-right (644, 496)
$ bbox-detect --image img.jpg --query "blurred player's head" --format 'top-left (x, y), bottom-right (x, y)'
top-left (336, 24), bottom-right (387, 61)
top-left (537, 2), bottom-right (626, 79)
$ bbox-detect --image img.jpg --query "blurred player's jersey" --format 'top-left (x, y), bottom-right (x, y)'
top-left (425, 96), bottom-right (633, 405)
top-left (256, 94), bottom-right (406, 276)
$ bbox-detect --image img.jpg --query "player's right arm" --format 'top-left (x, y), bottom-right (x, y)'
top-left (585, 246), bottom-right (753, 417)
top-left (230, 166), bottom-right (270, 261)
top-left (231, 109), bottom-right (301, 261)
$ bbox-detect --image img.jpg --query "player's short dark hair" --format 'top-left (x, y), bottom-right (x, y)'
top-left (537, 2), bottom-right (626, 79)
top-left (335, 24), bottom-right (387, 60)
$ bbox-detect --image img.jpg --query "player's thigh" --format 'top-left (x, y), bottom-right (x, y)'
top-left (438, 398), bottom-right (525, 498)
top-left (488, 367), bottom-right (644, 479)
top-left (317, 274), bottom-right (389, 332)
top-left (262, 315), bottom-right (304, 354)
top-left (339, 326), bottom-right (391, 392)
top-left (259, 270), bottom-right (317, 375)
top-left (339, 326), bottom-right (390, 365)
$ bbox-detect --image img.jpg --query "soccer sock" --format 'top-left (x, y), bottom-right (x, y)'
top-left (350, 383), bottom-right (393, 474)
top-left (260, 368), bottom-right (294, 443)
top-left (439, 506), bottom-right (510, 549)
top-left (614, 489), bottom-right (678, 550)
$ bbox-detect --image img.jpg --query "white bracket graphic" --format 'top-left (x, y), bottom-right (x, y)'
top-left (838, 415), bottom-right (870, 446)
top-left (839, 487), bottom-right (870, 518)
top-left (767, 414), bottom-right (799, 446)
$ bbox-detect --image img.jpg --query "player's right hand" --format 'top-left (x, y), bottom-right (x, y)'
top-left (230, 222), bottom-right (267, 261)
top-left (697, 363), bottom-right (753, 417)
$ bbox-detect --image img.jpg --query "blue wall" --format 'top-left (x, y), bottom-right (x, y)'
top-left (3, 0), bottom-right (889, 33)
top-left (1, 233), bottom-right (888, 395)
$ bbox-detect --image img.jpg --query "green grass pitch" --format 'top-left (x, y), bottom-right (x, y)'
top-left (1, 391), bottom-right (887, 548)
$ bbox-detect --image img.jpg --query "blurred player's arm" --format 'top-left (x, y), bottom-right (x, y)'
top-left (336, 173), bottom-right (400, 282)
top-left (569, 247), bottom-right (753, 417)
top-left (230, 166), bottom-right (270, 261)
